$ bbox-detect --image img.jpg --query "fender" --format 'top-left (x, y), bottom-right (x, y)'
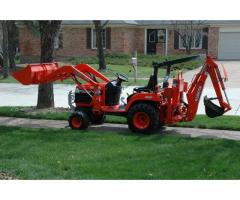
top-left (125, 92), bottom-right (162, 112)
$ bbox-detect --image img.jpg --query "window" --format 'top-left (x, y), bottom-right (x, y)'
top-left (179, 29), bottom-right (202, 49)
top-left (148, 31), bottom-right (156, 43)
top-left (157, 29), bottom-right (166, 42)
top-left (92, 29), bottom-right (106, 49)
top-left (54, 29), bottom-right (63, 49)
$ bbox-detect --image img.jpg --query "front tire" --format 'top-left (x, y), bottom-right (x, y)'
top-left (127, 103), bottom-right (159, 134)
top-left (68, 111), bottom-right (89, 130)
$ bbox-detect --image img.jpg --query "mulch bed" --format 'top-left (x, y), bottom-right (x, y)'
top-left (0, 172), bottom-right (17, 180)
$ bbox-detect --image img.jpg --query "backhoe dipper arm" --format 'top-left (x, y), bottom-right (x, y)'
top-left (186, 56), bottom-right (231, 121)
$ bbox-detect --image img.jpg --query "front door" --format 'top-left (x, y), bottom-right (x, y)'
top-left (147, 29), bottom-right (157, 54)
top-left (147, 29), bottom-right (166, 55)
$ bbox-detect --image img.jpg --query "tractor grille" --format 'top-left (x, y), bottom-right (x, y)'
top-left (75, 90), bottom-right (93, 104)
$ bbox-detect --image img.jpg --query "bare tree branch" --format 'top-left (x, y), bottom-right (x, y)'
top-left (171, 20), bottom-right (206, 55)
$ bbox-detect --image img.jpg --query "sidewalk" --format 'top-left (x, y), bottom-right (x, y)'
top-left (0, 116), bottom-right (240, 141)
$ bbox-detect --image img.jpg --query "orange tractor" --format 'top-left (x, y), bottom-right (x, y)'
top-left (12, 55), bottom-right (231, 134)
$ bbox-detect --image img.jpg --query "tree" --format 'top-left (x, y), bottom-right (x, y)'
top-left (0, 20), bottom-right (18, 77)
top-left (36, 20), bottom-right (62, 109)
top-left (7, 21), bottom-right (18, 69)
top-left (0, 23), bottom-right (3, 68)
top-left (93, 20), bottom-right (109, 71)
top-left (1, 21), bottom-right (9, 78)
top-left (172, 20), bottom-right (205, 55)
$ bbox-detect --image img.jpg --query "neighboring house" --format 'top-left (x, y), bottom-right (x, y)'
top-left (18, 20), bottom-right (240, 62)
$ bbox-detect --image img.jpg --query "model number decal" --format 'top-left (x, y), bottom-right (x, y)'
top-left (195, 86), bottom-right (203, 102)
top-left (145, 96), bottom-right (153, 99)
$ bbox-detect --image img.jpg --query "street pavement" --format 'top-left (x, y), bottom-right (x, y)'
top-left (0, 61), bottom-right (239, 115)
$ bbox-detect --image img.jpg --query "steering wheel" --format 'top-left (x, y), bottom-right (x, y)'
top-left (115, 73), bottom-right (128, 82)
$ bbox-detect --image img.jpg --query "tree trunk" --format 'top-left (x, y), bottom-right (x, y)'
top-left (94, 20), bottom-right (106, 71)
top-left (7, 21), bottom-right (18, 69)
top-left (1, 21), bottom-right (9, 78)
top-left (186, 46), bottom-right (191, 55)
top-left (37, 20), bottom-right (61, 109)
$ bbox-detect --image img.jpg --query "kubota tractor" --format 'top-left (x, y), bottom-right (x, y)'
top-left (12, 55), bottom-right (231, 134)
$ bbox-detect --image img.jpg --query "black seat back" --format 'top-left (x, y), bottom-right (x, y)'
top-left (146, 74), bottom-right (157, 90)
top-left (105, 81), bottom-right (122, 106)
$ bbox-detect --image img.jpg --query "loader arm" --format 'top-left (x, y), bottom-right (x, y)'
top-left (12, 63), bottom-right (110, 87)
top-left (186, 56), bottom-right (231, 121)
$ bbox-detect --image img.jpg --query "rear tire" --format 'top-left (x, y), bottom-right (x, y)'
top-left (127, 103), bottom-right (159, 134)
top-left (68, 111), bottom-right (89, 130)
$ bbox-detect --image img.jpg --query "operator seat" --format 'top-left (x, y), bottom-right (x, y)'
top-left (133, 74), bottom-right (157, 93)
top-left (105, 80), bottom-right (122, 106)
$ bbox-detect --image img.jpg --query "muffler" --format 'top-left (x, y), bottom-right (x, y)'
top-left (204, 96), bottom-right (225, 118)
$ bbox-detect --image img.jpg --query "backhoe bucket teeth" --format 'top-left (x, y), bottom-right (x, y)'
top-left (204, 96), bottom-right (225, 118)
top-left (12, 63), bottom-right (58, 85)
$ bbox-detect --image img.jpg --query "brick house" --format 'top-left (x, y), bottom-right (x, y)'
top-left (19, 20), bottom-right (240, 62)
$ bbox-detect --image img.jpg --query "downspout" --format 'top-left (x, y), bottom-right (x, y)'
top-left (144, 28), bottom-right (147, 55)
top-left (165, 28), bottom-right (168, 56)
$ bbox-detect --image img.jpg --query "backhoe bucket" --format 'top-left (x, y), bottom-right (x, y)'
top-left (12, 63), bottom-right (58, 85)
top-left (204, 96), bottom-right (225, 118)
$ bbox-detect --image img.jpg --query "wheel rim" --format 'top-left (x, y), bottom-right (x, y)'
top-left (133, 112), bottom-right (150, 129)
top-left (71, 116), bottom-right (82, 128)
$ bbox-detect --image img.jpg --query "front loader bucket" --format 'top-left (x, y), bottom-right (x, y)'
top-left (204, 96), bottom-right (225, 118)
top-left (12, 63), bottom-right (58, 85)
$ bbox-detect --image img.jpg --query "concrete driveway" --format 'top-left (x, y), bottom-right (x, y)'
top-left (0, 61), bottom-right (239, 115)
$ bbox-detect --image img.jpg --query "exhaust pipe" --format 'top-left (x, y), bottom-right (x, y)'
top-left (204, 96), bottom-right (225, 118)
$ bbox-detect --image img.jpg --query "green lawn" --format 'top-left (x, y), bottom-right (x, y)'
top-left (69, 53), bottom-right (202, 70)
top-left (0, 106), bottom-right (239, 131)
top-left (0, 76), bottom-right (19, 84)
top-left (58, 64), bottom-right (165, 86)
top-left (0, 53), bottom-right (202, 86)
top-left (0, 64), bottom-right (164, 86)
top-left (1, 125), bottom-right (240, 179)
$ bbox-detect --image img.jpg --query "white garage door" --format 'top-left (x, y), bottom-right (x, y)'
top-left (218, 32), bottom-right (240, 60)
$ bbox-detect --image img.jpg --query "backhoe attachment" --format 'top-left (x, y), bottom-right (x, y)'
top-left (186, 56), bottom-right (231, 120)
top-left (203, 57), bottom-right (231, 118)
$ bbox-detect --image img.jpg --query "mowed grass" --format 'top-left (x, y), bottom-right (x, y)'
top-left (0, 64), bottom-right (175, 86)
top-left (0, 53), bottom-right (202, 86)
top-left (58, 64), bottom-right (164, 86)
top-left (0, 106), bottom-right (239, 131)
top-left (0, 64), bottom-right (164, 86)
top-left (1, 125), bottom-right (240, 179)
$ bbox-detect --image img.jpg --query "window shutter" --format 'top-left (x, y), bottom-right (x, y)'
top-left (174, 31), bottom-right (179, 49)
top-left (202, 28), bottom-right (208, 49)
top-left (106, 28), bottom-right (111, 49)
top-left (86, 28), bottom-right (92, 49)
